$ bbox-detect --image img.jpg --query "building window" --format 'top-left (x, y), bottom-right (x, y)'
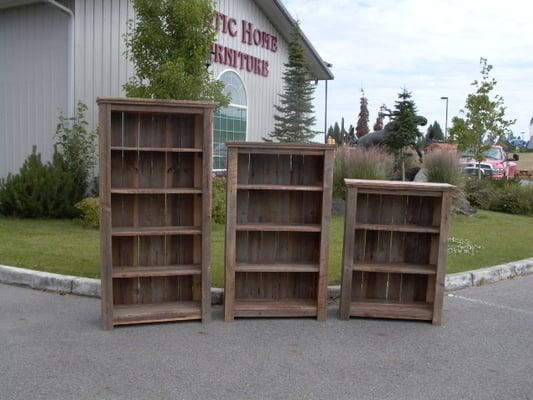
top-left (214, 70), bottom-right (247, 170)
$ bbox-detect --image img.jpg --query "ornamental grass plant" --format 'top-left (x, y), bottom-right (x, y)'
top-left (333, 146), bottom-right (394, 198)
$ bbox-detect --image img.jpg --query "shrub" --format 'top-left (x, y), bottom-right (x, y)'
top-left (212, 177), bottom-right (226, 224)
top-left (55, 102), bottom-right (97, 200)
top-left (75, 197), bottom-right (99, 228)
top-left (333, 146), bottom-right (394, 198)
top-left (464, 178), bottom-right (493, 209)
top-left (0, 103), bottom-right (97, 218)
top-left (0, 148), bottom-right (79, 217)
top-left (487, 183), bottom-right (533, 215)
top-left (465, 178), bottom-right (533, 215)
top-left (424, 149), bottom-right (464, 187)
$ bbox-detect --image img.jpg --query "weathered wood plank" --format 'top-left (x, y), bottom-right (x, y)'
top-left (339, 187), bottom-right (357, 320)
top-left (224, 147), bottom-right (238, 322)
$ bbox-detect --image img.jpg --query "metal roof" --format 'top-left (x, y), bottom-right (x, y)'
top-left (252, 0), bottom-right (333, 81)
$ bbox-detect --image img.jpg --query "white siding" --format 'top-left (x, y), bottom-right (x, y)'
top-left (0, 3), bottom-right (69, 177)
top-left (0, 0), bottom-right (289, 176)
top-left (212, 0), bottom-right (289, 140)
top-left (75, 0), bottom-right (288, 141)
top-left (74, 0), bottom-right (135, 131)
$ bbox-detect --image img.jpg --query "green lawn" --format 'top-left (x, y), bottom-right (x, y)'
top-left (1, 210), bottom-right (532, 286)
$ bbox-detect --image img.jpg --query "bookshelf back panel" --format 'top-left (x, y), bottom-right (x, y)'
top-left (166, 153), bottom-right (197, 188)
top-left (113, 276), bottom-right (193, 305)
top-left (237, 190), bottom-right (322, 225)
top-left (111, 152), bottom-right (197, 189)
top-left (235, 272), bottom-right (317, 300)
top-left (353, 230), bottom-right (433, 265)
top-left (356, 193), bottom-right (438, 227)
top-left (111, 111), bottom-right (199, 149)
top-left (351, 272), bottom-right (429, 303)
top-left (111, 194), bottom-right (196, 228)
top-left (236, 231), bottom-right (320, 264)
top-left (111, 112), bottom-right (139, 147)
top-left (112, 236), bottom-right (196, 267)
top-left (237, 153), bottom-right (324, 186)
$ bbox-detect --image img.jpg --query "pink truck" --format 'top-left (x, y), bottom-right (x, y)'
top-left (460, 145), bottom-right (519, 179)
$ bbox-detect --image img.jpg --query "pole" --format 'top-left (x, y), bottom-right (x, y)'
top-left (444, 98), bottom-right (449, 140)
top-left (441, 96), bottom-right (449, 141)
top-left (324, 79), bottom-right (328, 144)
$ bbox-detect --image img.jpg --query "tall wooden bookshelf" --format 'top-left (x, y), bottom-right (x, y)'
top-left (224, 143), bottom-right (335, 321)
top-left (339, 179), bottom-right (454, 325)
top-left (97, 98), bottom-right (214, 329)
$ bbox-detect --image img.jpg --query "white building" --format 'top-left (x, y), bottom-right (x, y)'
top-left (0, 0), bottom-right (332, 176)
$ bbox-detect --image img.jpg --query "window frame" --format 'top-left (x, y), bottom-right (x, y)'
top-left (213, 69), bottom-right (248, 171)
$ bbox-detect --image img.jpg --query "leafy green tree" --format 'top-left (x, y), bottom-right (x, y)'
top-left (356, 89), bottom-right (370, 138)
top-left (426, 121), bottom-right (444, 143)
top-left (124, 0), bottom-right (228, 106)
top-left (269, 24), bottom-right (316, 142)
top-left (384, 88), bottom-right (422, 181)
top-left (449, 58), bottom-right (515, 177)
top-left (55, 102), bottom-right (97, 199)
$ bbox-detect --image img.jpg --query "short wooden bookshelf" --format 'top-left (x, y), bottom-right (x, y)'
top-left (224, 143), bottom-right (335, 321)
top-left (97, 97), bottom-right (214, 329)
top-left (339, 179), bottom-right (454, 325)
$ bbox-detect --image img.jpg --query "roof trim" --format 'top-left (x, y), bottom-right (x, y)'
top-left (253, 0), bottom-right (334, 81)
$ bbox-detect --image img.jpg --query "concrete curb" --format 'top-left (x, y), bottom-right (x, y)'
top-left (1, 258), bottom-right (533, 304)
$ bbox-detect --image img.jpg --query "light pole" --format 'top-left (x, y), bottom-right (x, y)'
top-left (440, 96), bottom-right (449, 140)
top-left (324, 62), bottom-right (333, 144)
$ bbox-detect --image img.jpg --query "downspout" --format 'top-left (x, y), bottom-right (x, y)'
top-left (46, 0), bottom-right (75, 118)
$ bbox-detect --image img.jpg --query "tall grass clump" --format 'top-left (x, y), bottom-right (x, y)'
top-left (424, 150), bottom-right (464, 187)
top-left (333, 146), bottom-right (394, 198)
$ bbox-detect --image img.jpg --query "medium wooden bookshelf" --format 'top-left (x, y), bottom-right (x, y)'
top-left (97, 97), bottom-right (214, 329)
top-left (224, 142), bottom-right (335, 321)
top-left (339, 180), bottom-right (454, 325)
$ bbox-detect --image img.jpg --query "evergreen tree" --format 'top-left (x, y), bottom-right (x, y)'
top-left (425, 121), bottom-right (444, 143)
top-left (373, 104), bottom-right (388, 131)
top-left (269, 24), bottom-right (316, 142)
top-left (449, 58), bottom-right (515, 178)
top-left (124, 0), bottom-right (228, 106)
top-left (347, 124), bottom-right (357, 145)
top-left (356, 89), bottom-right (370, 138)
top-left (328, 121), bottom-right (343, 145)
top-left (327, 125), bottom-right (335, 141)
top-left (384, 89), bottom-right (422, 181)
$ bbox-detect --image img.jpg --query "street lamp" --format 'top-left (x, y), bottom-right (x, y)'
top-left (324, 62), bottom-right (333, 144)
top-left (440, 96), bottom-right (449, 140)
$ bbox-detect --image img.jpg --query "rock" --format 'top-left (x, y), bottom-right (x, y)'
top-left (414, 167), bottom-right (428, 182)
top-left (392, 166), bottom-right (420, 181)
top-left (452, 191), bottom-right (477, 216)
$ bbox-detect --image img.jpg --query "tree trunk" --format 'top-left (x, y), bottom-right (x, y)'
top-left (401, 151), bottom-right (406, 181)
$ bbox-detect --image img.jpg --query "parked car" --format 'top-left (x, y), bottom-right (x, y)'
top-left (509, 138), bottom-right (528, 149)
top-left (460, 145), bottom-right (519, 179)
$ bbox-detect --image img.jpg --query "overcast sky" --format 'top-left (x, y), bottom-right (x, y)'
top-left (283, 0), bottom-right (533, 140)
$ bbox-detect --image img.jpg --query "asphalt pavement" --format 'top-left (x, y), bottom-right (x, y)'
top-left (1, 276), bottom-right (532, 400)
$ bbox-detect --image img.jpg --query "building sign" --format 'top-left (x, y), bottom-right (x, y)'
top-left (212, 12), bottom-right (278, 77)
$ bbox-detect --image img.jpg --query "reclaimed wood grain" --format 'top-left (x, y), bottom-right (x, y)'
top-left (99, 98), bottom-right (212, 328)
top-left (340, 180), bottom-right (454, 323)
top-left (224, 144), bottom-right (333, 320)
